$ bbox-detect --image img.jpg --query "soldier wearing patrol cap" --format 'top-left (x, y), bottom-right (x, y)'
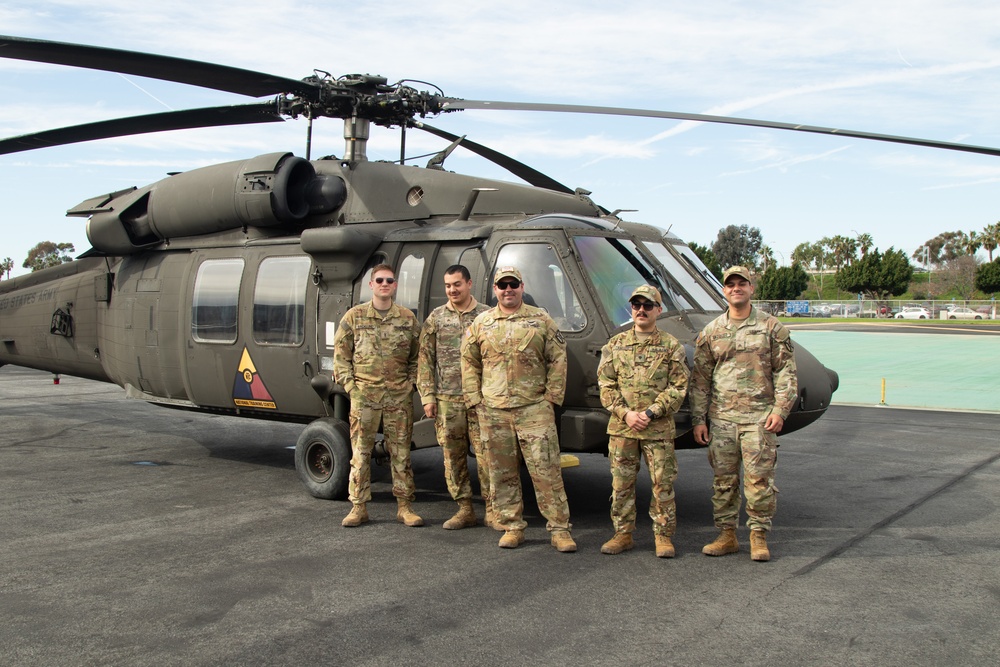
top-left (689, 266), bottom-right (798, 562)
top-left (461, 266), bottom-right (576, 552)
top-left (597, 285), bottom-right (689, 557)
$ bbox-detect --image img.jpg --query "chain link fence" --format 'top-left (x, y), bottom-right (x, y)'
top-left (754, 299), bottom-right (998, 319)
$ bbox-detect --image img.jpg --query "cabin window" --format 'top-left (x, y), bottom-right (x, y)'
top-left (252, 256), bottom-right (311, 346)
top-left (643, 241), bottom-right (724, 311)
top-left (395, 252), bottom-right (426, 319)
top-left (191, 258), bottom-right (244, 343)
top-left (491, 244), bottom-right (587, 332)
top-left (573, 236), bottom-right (685, 327)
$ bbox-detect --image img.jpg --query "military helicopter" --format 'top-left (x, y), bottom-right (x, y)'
top-left (18, 34), bottom-right (999, 500)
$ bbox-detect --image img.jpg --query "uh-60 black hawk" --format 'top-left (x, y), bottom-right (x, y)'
top-left (8, 36), bottom-right (992, 501)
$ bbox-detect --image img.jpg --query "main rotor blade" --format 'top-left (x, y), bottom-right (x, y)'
top-left (0, 103), bottom-right (284, 156)
top-left (443, 99), bottom-right (1000, 158)
top-left (0, 34), bottom-right (318, 98)
top-left (415, 122), bottom-right (575, 194)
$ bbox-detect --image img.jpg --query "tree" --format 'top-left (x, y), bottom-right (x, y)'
top-left (979, 222), bottom-right (999, 262)
top-left (960, 230), bottom-right (982, 257)
top-left (975, 259), bottom-right (1000, 294)
top-left (855, 232), bottom-right (874, 258)
top-left (22, 242), bottom-right (75, 272)
top-left (791, 241), bottom-right (830, 293)
top-left (934, 255), bottom-right (980, 299)
top-left (711, 224), bottom-right (762, 269)
top-left (835, 247), bottom-right (913, 299)
top-left (758, 244), bottom-right (776, 274)
top-left (756, 264), bottom-right (809, 300)
top-left (913, 231), bottom-right (966, 265)
top-left (688, 242), bottom-right (723, 281)
top-left (0, 256), bottom-right (12, 280)
top-left (823, 234), bottom-right (858, 271)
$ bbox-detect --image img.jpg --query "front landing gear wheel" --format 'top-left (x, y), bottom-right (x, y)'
top-left (295, 418), bottom-right (351, 499)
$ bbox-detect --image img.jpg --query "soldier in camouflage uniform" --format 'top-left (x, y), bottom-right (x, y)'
top-left (417, 264), bottom-right (495, 530)
top-left (333, 264), bottom-right (423, 529)
top-left (597, 285), bottom-right (689, 558)
top-left (689, 266), bottom-right (798, 562)
top-left (461, 266), bottom-right (576, 552)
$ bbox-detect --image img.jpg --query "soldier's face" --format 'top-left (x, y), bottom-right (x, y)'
top-left (494, 278), bottom-right (523, 310)
top-left (723, 277), bottom-right (753, 307)
top-left (444, 272), bottom-right (473, 308)
top-left (370, 269), bottom-right (398, 299)
top-left (630, 298), bottom-right (661, 331)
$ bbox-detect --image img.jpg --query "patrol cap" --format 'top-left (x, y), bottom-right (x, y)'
top-left (494, 266), bottom-right (522, 283)
top-left (722, 266), bottom-right (753, 284)
top-left (628, 284), bottom-right (662, 306)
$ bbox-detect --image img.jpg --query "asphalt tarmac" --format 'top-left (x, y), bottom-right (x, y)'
top-left (2, 364), bottom-right (999, 666)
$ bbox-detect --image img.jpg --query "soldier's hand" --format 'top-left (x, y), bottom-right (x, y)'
top-left (423, 403), bottom-right (437, 419)
top-left (625, 410), bottom-right (649, 431)
top-left (693, 424), bottom-right (710, 446)
top-left (763, 414), bottom-right (784, 433)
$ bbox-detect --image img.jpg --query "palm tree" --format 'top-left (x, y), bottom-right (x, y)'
top-left (0, 256), bottom-right (13, 280)
top-left (961, 230), bottom-right (982, 257)
top-left (758, 244), bottom-right (776, 273)
top-left (981, 222), bottom-right (1000, 262)
top-left (855, 232), bottom-right (874, 258)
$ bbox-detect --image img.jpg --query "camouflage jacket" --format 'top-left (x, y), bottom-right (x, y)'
top-left (598, 327), bottom-right (690, 439)
top-left (689, 307), bottom-right (798, 426)
top-left (333, 300), bottom-right (419, 404)
top-left (417, 298), bottom-right (489, 404)
top-left (461, 303), bottom-right (567, 410)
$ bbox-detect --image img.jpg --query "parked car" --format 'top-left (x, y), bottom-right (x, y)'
top-left (946, 307), bottom-right (984, 320)
top-left (895, 306), bottom-right (931, 320)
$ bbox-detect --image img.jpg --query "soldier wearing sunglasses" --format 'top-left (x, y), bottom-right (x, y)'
top-left (334, 264), bottom-right (422, 529)
top-left (461, 266), bottom-right (576, 552)
top-left (597, 285), bottom-right (689, 557)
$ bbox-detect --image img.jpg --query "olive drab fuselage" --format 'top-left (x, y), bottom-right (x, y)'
top-left (0, 158), bottom-right (839, 460)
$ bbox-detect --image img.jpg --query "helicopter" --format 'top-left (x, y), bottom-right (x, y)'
top-left (22, 34), bottom-right (1000, 500)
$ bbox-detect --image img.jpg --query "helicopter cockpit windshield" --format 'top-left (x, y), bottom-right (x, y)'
top-left (573, 236), bottom-right (691, 327)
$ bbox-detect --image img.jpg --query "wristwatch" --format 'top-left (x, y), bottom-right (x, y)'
top-left (644, 408), bottom-right (655, 419)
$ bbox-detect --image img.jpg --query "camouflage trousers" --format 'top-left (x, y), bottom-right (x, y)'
top-left (706, 420), bottom-right (778, 531)
top-left (348, 393), bottom-right (415, 504)
top-left (479, 401), bottom-right (571, 532)
top-left (435, 399), bottom-right (492, 507)
top-left (608, 436), bottom-right (677, 537)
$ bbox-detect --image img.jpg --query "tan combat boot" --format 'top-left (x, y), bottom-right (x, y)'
top-left (499, 529), bottom-right (525, 549)
top-left (655, 535), bottom-right (675, 558)
top-left (485, 504), bottom-right (504, 532)
top-left (600, 532), bottom-right (634, 555)
top-left (396, 500), bottom-right (424, 527)
top-left (443, 499), bottom-right (477, 530)
top-left (702, 528), bottom-right (739, 556)
top-left (551, 530), bottom-right (577, 553)
top-left (341, 503), bottom-right (369, 527)
top-left (750, 529), bottom-right (771, 562)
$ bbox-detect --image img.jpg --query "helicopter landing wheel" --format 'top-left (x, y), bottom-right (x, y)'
top-left (295, 418), bottom-right (351, 500)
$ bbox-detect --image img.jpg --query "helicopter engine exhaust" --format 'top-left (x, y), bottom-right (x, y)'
top-left (85, 152), bottom-right (347, 254)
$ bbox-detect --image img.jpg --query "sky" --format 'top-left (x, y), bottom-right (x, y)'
top-left (2, 0), bottom-right (1000, 278)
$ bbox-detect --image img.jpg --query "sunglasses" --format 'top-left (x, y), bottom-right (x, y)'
top-left (495, 280), bottom-right (521, 290)
top-left (630, 301), bottom-right (657, 312)
top-left (373, 277), bottom-right (396, 284)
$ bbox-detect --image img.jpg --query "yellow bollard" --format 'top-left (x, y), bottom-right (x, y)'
top-left (879, 378), bottom-right (887, 405)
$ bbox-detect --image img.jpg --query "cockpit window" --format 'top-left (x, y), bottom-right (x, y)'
top-left (676, 244), bottom-right (725, 295)
top-left (573, 236), bottom-right (688, 327)
top-left (642, 241), bottom-right (724, 310)
top-left (491, 244), bottom-right (587, 332)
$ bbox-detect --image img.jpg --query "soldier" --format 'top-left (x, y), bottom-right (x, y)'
top-left (417, 264), bottom-right (495, 530)
top-left (597, 285), bottom-right (689, 557)
top-left (333, 264), bottom-right (423, 528)
top-left (461, 266), bottom-right (576, 552)
top-left (689, 266), bottom-right (798, 562)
